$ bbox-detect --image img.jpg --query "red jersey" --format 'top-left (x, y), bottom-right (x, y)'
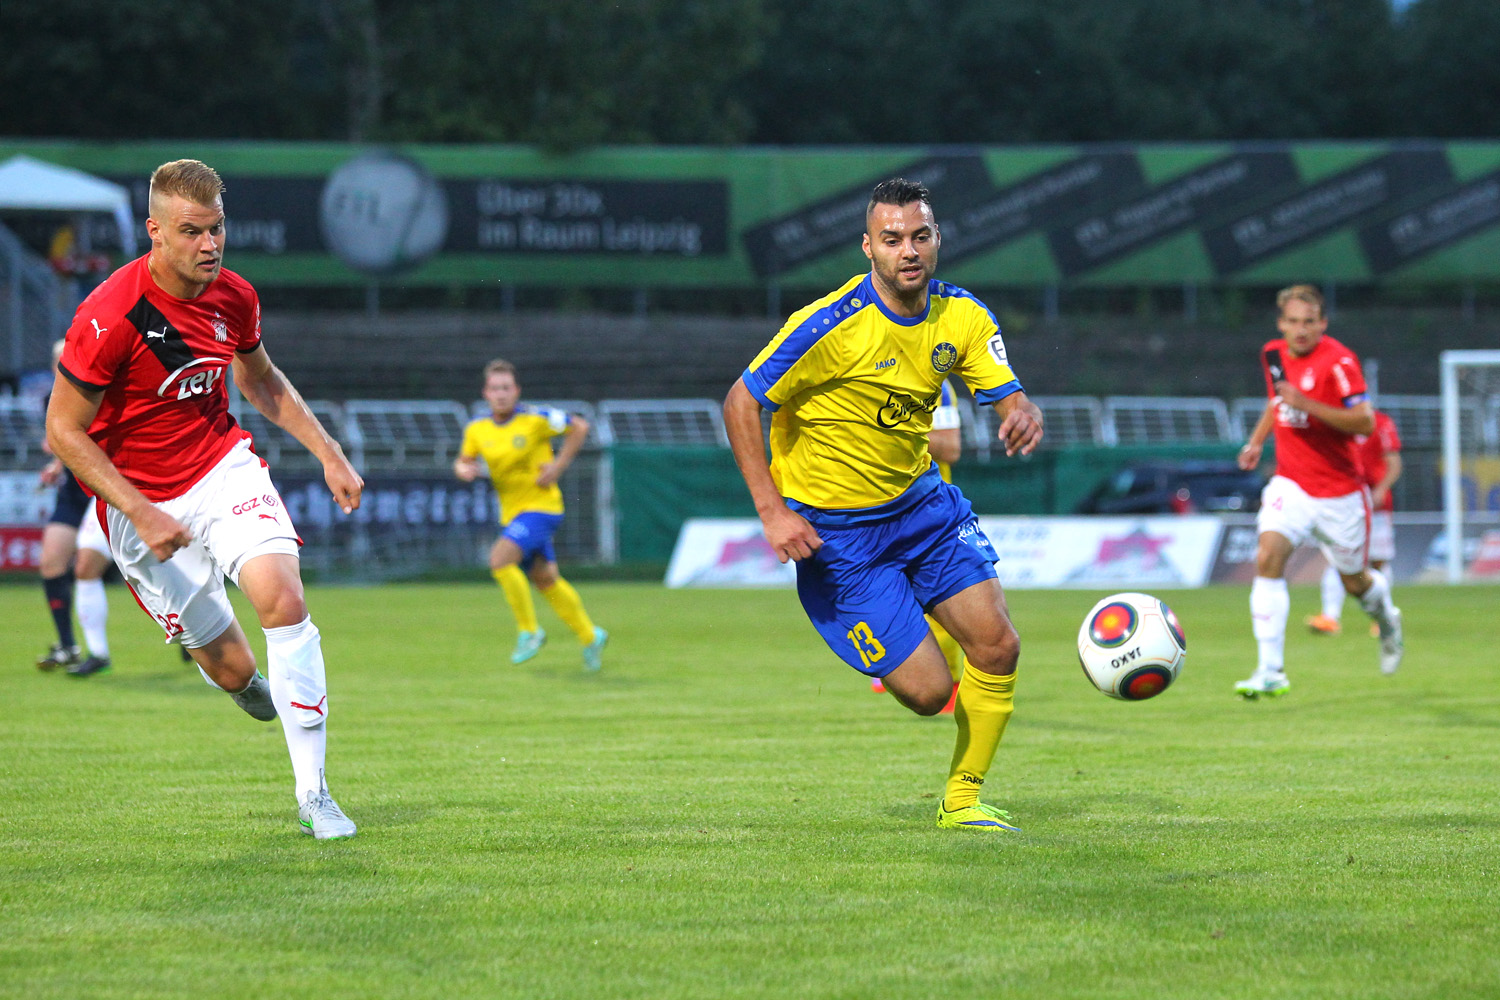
top-left (58, 255), bottom-right (260, 501)
top-left (1356, 410), bottom-right (1401, 512)
top-left (1261, 333), bottom-right (1367, 498)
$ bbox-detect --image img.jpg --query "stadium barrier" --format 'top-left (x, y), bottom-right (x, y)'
top-left (5, 391), bottom-right (1496, 578)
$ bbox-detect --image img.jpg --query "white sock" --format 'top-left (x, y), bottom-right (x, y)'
top-left (1250, 576), bottom-right (1289, 676)
top-left (75, 578), bottom-right (110, 657)
top-left (1319, 563), bottom-right (1345, 622)
top-left (1359, 568), bottom-right (1397, 623)
top-left (264, 616), bottom-right (330, 803)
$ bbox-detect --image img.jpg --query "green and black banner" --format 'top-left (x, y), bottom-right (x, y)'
top-left (5, 139), bottom-right (1500, 287)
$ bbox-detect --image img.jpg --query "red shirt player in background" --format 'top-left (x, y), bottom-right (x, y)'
top-left (1308, 409), bottom-right (1403, 637)
top-left (1233, 284), bottom-right (1404, 699)
top-left (45, 159), bottom-right (362, 839)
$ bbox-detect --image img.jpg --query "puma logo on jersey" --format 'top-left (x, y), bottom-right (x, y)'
top-left (145, 328), bottom-right (168, 341)
top-left (90, 319), bottom-right (108, 339)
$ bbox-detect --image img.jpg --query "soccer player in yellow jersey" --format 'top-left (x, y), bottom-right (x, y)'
top-left (725, 177), bottom-right (1043, 832)
top-left (455, 359), bottom-right (608, 671)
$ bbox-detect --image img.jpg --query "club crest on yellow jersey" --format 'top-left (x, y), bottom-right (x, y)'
top-left (931, 342), bottom-right (957, 373)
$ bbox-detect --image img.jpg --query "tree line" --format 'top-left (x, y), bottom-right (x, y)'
top-left (3, 0), bottom-right (1496, 149)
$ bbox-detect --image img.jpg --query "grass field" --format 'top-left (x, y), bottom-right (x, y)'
top-left (2, 579), bottom-right (1497, 999)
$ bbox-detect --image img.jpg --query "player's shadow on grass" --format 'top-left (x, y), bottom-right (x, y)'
top-left (83, 668), bottom-right (210, 697)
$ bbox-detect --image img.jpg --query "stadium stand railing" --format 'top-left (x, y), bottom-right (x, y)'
top-left (1101, 396), bottom-right (1234, 446)
top-left (467, 399), bottom-right (599, 427)
top-left (1230, 397), bottom-right (1270, 443)
top-left (343, 399), bottom-right (471, 472)
top-left (21, 391), bottom-right (1496, 576)
top-left (968, 394), bottom-right (1102, 458)
top-left (0, 396), bottom-right (46, 471)
top-left (229, 399), bottom-right (346, 473)
top-left (1375, 393), bottom-right (1484, 449)
top-left (596, 398), bottom-right (729, 447)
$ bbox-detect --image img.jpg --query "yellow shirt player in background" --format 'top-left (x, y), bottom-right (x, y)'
top-left (725, 177), bottom-right (1044, 832)
top-left (455, 359), bottom-right (608, 670)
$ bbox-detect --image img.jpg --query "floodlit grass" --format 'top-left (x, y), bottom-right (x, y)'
top-left (2, 579), bottom-right (1497, 999)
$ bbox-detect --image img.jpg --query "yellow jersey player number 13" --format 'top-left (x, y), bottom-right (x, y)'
top-left (723, 177), bottom-right (1043, 833)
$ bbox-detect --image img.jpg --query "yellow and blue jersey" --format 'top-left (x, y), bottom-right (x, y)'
top-left (459, 405), bottom-right (572, 523)
top-left (742, 273), bottom-right (1019, 510)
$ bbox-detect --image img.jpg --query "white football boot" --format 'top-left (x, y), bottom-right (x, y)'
top-left (299, 777), bottom-right (356, 840)
top-left (1377, 607), bottom-right (1404, 676)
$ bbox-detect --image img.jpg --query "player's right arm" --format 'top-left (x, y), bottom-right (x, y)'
top-left (1238, 400), bottom-right (1277, 471)
top-left (454, 422), bottom-right (483, 482)
top-left (723, 379), bottom-right (822, 563)
top-left (45, 371), bottom-right (192, 561)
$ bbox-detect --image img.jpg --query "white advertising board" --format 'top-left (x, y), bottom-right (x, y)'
top-left (666, 515), bottom-right (1224, 590)
top-left (0, 472), bottom-right (53, 525)
top-left (976, 516), bottom-right (1224, 589)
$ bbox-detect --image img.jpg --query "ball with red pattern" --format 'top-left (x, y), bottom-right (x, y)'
top-left (1077, 592), bottom-right (1185, 701)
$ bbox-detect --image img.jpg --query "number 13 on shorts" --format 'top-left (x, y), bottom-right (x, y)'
top-left (847, 621), bottom-right (886, 669)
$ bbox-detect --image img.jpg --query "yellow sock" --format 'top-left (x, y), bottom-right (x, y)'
top-left (944, 667), bottom-right (1016, 810)
top-left (492, 566), bottom-right (538, 632)
top-left (539, 576), bottom-right (595, 642)
top-left (927, 615), bottom-right (966, 682)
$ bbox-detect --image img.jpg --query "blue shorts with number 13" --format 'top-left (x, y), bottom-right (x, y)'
top-left (790, 467), bottom-right (999, 678)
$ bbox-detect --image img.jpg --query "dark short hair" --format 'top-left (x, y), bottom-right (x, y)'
top-left (867, 177), bottom-right (931, 221)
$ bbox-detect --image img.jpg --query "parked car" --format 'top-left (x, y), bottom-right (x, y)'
top-left (1074, 460), bottom-right (1265, 515)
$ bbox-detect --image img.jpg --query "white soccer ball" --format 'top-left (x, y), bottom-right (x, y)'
top-left (1076, 592), bottom-right (1185, 701)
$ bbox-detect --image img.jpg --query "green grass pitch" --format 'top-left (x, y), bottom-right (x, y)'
top-left (2, 580), bottom-right (1497, 999)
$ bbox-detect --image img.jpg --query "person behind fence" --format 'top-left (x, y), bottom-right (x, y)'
top-left (454, 359), bottom-right (608, 671)
top-left (35, 341), bottom-right (116, 677)
top-left (1234, 284), bottom-right (1404, 700)
top-left (45, 158), bottom-right (363, 839)
top-left (1307, 406), bottom-right (1403, 637)
top-left (723, 177), bottom-right (1044, 833)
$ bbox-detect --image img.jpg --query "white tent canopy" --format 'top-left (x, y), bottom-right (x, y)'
top-left (0, 155), bottom-right (135, 254)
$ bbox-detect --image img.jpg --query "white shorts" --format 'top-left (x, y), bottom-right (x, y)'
top-left (1257, 474), bottom-right (1370, 575)
top-left (1368, 510), bottom-right (1395, 563)
top-left (77, 499), bottom-right (110, 558)
top-left (105, 439), bottom-right (300, 647)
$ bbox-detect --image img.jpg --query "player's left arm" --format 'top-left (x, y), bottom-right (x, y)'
top-left (233, 344), bottom-right (363, 513)
top-left (1372, 440), bottom-right (1403, 508)
top-left (991, 391), bottom-right (1043, 457)
top-left (537, 415), bottom-right (588, 488)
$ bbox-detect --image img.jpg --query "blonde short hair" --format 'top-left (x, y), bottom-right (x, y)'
top-left (483, 359), bottom-right (517, 382)
top-left (148, 159), bottom-right (225, 218)
top-left (1276, 283), bottom-right (1325, 318)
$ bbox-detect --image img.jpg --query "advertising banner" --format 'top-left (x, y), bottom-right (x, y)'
top-left (666, 518), bottom-right (794, 588)
top-left (8, 139), bottom-right (1500, 288)
top-left (0, 525), bottom-right (44, 571)
top-left (665, 515), bottom-right (1224, 590)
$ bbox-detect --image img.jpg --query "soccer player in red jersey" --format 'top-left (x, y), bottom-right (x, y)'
top-left (1308, 409), bottom-right (1403, 636)
top-left (1234, 285), bottom-right (1403, 699)
top-left (45, 160), bottom-right (363, 839)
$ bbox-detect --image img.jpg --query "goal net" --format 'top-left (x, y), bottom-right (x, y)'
top-left (1440, 350), bottom-right (1500, 582)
